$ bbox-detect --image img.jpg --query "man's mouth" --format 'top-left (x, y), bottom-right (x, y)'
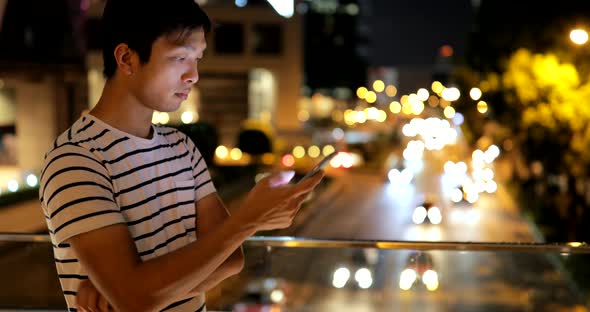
top-left (175, 93), bottom-right (188, 100)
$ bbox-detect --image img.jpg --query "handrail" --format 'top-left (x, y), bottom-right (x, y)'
top-left (1, 233), bottom-right (589, 254)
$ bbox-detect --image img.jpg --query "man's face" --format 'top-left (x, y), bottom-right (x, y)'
top-left (130, 28), bottom-right (206, 113)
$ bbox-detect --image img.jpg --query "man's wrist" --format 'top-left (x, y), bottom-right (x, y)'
top-left (226, 212), bottom-right (259, 238)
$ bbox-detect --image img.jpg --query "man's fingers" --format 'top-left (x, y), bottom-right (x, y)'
top-left (76, 282), bottom-right (89, 311)
top-left (98, 294), bottom-right (111, 312)
top-left (292, 171), bottom-right (324, 196)
top-left (288, 188), bottom-right (315, 217)
top-left (76, 280), bottom-right (99, 312)
top-left (293, 190), bottom-right (312, 205)
top-left (85, 286), bottom-right (99, 312)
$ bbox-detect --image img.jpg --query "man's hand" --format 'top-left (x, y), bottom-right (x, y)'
top-left (235, 170), bottom-right (324, 231)
top-left (76, 280), bottom-right (112, 312)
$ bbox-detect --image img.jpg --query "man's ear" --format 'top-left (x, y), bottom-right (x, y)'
top-left (113, 43), bottom-right (136, 76)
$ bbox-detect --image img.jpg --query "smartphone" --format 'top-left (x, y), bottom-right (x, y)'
top-left (297, 151), bottom-right (339, 183)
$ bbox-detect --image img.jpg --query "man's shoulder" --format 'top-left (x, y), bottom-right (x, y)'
top-left (44, 115), bottom-right (106, 161)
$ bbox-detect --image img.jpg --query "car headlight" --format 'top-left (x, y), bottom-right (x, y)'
top-left (427, 207), bottom-right (442, 224)
top-left (422, 270), bottom-right (439, 291)
top-left (412, 206), bottom-right (427, 224)
top-left (399, 269), bottom-right (417, 290)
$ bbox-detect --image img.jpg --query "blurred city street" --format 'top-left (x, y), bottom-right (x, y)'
top-left (2, 0), bottom-right (590, 311)
top-left (212, 140), bottom-right (587, 311)
top-left (1, 134), bottom-right (589, 311)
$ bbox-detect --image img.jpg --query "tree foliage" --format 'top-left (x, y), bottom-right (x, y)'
top-left (500, 49), bottom-right (590, 174)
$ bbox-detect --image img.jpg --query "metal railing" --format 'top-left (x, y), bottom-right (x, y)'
top-left (1, 232), bottom-right (589, 253)
top-left (1, 233), bottom-right (590, 311)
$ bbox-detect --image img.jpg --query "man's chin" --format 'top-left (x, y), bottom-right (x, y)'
top-left (160, 100), bottom-right (183, 113)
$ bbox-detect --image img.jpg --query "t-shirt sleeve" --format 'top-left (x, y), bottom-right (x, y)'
top-left (39, 144), bottom-right (125, 245)
top-left (182, 134), bottom-right (217, 201)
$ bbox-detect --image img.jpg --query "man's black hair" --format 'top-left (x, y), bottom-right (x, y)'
top-left (101, 0), bottom-right (211, 79)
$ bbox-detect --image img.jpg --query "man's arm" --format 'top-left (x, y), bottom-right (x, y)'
top-left (69, 171), bottom-right (323, 312)
top-left (69, 211), bottom-right (254, 312)
top-left (73, 194), bottom-right (243, 310)
top-left (185, 193), bottom-right (244, 296)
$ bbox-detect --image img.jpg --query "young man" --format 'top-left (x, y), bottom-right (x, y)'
top-left (38, 1), bottom-right (323, 311)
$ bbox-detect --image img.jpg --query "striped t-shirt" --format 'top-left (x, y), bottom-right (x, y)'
top-left (39, 113), bottom-right (216, 312)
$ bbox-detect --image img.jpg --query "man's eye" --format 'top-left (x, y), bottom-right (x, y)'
top-left (175, 57), bottom-right (187, 61)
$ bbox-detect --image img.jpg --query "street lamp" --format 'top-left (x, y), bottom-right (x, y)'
top-left (570, 28), bottom-right (588, 45)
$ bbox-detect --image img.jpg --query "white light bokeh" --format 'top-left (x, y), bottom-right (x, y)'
top-left (399, 269), bottom-right (417, 290)
top-left (355, 268), bottom-right (373, 289)
top-left (428, 207), bottom-right (442, 225)
top-left (332, 267), bottom-right (351, 288)
top-left (422, 270), bottom-right (439, 291)
top-left (26, 174), bottom-right (38, 187)
top-left (7, 180), bottom-right (19, 193)
top-left (412, 206), bottom-right (427, 224)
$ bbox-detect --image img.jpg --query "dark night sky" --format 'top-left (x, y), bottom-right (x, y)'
top-left (367, 0), bottom-right (474, 66)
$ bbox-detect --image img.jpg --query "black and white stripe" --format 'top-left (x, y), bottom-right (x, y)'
top-left (41, 114), bottom-right (214, 311)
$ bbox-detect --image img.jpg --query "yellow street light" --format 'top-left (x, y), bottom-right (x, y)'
top-left (444, 106), bottom-right (456, 119)
top-left (477, 101), bottom-right (488, 114)
top-left (385, 85), bottom-right (398, 97)
top-left (230, 148), bottom-right (243, 160)
top-left (431, 81), bottom-right (444, 94)
top-left (376, 110), bottom-right (387, 122)
top-left (356, 87), bottom-right (368, 99)
top-left (323, 145), bottom-right (335, 156)
top-left (159, 113), bottom-right (170, 124)
top-left (390, 101), bottom-right (402, 114)
top-left (570, 29), bottom-right (589, 45)
top-left (181, 111), bottom-right (195, 124)
top-left (373, 80), bottom-right (385, 93)
top-left (365, 91), bottom-right (377, 103)
top-left (400, 95), bottom-right (409, 105)
top-left (215, 146), bottom-right (229, 159)
top-left (293, 146), bottom-right (306, 158)
top-left (308, 145), bottom-right (321, 158)
top-left (402, 102), bottom-right (413, 115)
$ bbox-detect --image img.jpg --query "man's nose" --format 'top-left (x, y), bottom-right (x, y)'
top-left (183, 65), bottom-right (199, 84)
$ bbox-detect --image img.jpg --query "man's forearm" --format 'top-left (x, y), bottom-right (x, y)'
top-left (187, 247), bottom-right (244, 295)
top-left (85, 246), bottom-right (244, 309)
top-left (92, 216), bottom-right (256, 312)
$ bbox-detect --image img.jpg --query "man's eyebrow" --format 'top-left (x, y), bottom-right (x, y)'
top-left (181, 44), bottom-right (196, 51)
top-left (174, 43), bottom-right (206, 58)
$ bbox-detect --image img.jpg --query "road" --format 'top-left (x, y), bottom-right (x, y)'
top-left (210, 146), bottom-right (589, 312)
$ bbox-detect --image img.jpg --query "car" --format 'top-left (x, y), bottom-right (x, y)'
top-left (412, 199), bottom-right (442, 225)
top-left (399, 252), bottom-right (439, 291)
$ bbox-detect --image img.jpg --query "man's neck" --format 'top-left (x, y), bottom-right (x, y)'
top-left (90, 79), bottom-right (154, 139)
